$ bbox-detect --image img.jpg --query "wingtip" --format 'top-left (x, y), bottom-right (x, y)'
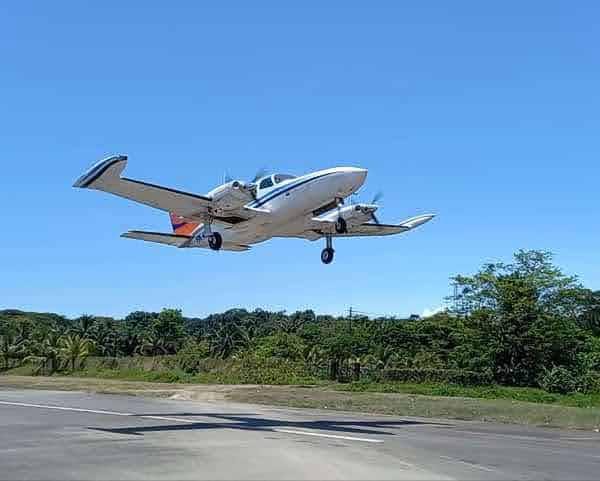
top-left (73, 154), bottom-right (128, 188)
top-left (400, 213), bottom-right (436, 229)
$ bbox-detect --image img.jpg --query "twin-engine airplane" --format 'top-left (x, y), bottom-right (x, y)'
top-left (74, 155), bottom-right (435, 264)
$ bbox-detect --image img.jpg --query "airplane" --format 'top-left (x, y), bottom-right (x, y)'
top-left (73, 155), bottom-right (435, 264)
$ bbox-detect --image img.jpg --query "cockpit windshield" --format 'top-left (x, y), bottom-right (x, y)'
top-left (273, 174), bottom-right (296, 184)
top-left (258, 174), bottom-right (296, 190)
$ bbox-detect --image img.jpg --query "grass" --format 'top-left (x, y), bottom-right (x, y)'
top-left (336, 381), bottom-right (600, 409)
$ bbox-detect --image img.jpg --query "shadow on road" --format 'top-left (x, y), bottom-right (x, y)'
top-left (91, 412), bottom-right (449, 437)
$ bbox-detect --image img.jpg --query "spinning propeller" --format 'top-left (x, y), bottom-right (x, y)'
top-left (222, 167), bottom-right (271, 199)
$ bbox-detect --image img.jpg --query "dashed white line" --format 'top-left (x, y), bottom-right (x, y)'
top-left (0, 400), bottom-right (133, 417)
top-left (274, 428), bottom-right (383, 443)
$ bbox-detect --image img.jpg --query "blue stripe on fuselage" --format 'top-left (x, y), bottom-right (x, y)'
top-left (249, 172), bottom-right (335, 208)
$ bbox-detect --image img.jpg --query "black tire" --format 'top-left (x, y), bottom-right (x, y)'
top-left (321, 247), bottom-right (335, 264)
top-left (335, 217), bottom-right (347, 234)
top-left (208, 232), bottom-right (223, 251)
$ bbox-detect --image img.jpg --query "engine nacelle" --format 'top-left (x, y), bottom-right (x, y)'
top-left (321, 204), bottom-right (377, 226)
top-left (208, 180), bottom-right (254, 213)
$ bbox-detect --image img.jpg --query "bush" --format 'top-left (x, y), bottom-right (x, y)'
top-left (254, 332), bottom-right (305, 361)
top-left (577, 371), bottom-right (600, 394)
top-left (379, 368), bottom-right (493, 386)
top-left (175, 339), bottom-right (210, 373)
top-left (212, 353), bottom-right (317, 385)
top-left (539, 366), bottom-right (580, 394)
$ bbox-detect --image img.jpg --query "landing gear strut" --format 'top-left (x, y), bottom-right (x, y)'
top-left (321, 236), bottom-right (335, 264)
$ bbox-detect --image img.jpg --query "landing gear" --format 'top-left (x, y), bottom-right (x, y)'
top-left (321, 236), bottom-right (335, 264)
top-left (208, 232), bottom-right (223, 251)
top-left (335, 216), bottom-right (347, 234)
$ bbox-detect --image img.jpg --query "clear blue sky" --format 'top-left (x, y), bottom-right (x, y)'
top-left (1, 1), bottom-right (598, 319)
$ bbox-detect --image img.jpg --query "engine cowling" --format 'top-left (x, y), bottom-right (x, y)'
top-left (321, 204), bottom-right (377, 226)
top-left (208, 180), bottom-right (254, 213)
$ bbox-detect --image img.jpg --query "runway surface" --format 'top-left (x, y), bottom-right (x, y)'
top-left (1, 388), bottom-right (599, 480)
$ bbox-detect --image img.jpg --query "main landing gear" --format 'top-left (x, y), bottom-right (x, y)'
top-left (335, 216), bottom-right (347, 234)
top-left (204, 219), bottom-right (223, 251)
top-left (321, 236), bottom-right (335, 264)
top-left (208, 232), bottom-right (223, 251)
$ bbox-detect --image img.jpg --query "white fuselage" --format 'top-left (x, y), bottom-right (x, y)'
top-left (205, 167), bottom-right (367, 245)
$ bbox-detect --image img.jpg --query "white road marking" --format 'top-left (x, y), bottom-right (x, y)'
top-left (274, 428), bottom-right (383, 444)
top-left (0, 400), bottom-right (134, 417)
top-left (439, 455), bottom-right (497, 472)
top-left (0, 400), bottom-right (384, 444)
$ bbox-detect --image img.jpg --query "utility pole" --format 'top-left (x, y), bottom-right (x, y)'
top-left (348, 307), bottom-right (353, 333)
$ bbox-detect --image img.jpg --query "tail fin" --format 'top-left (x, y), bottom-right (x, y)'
top-left (169, 213), bottom-right (200, 236)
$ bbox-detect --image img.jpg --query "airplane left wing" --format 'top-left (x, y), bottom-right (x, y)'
top-left (74, 155), bottom-right (213, 222)
top-left (313, 214), bottom-right (435, 237)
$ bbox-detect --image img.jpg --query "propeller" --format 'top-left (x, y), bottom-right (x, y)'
top-left (222, 168), bottom-right (270, 199)
top-left (251, 167), bottom-right (270, 183)
top-left (370, 191), bottom-right (383, 224)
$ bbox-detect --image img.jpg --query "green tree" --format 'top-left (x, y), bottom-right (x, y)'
top-left (209, 322), bottom-right (249, 359)
top-left (150, 309), bottom-right (185, 352)
top-left (451, 250), bottom-right (588, 385)
top-left (72, 315), bottom-right (96, 338)
top-left (60, 335), bottom-right (92, 371)
top-left (137, 334), bottom-right (168, 356)
top-left (0, 332), bottom-right (26, 370)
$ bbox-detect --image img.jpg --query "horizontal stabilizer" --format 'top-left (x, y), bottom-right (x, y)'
top-left (121, 230), bottom-right (251, 251)
top-left (121, 230), bottom-right (191, 247)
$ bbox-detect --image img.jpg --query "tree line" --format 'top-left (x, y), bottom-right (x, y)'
top-left (1, 250), bottom-right (599, 393)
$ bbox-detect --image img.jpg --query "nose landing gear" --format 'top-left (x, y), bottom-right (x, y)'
top-left (321, 235), bottom-right (335, 264)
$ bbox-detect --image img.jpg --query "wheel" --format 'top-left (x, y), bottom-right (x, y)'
top-left (335, 217), bottom-right (347, 234)
top-left (321, 247), bottom-right (335, 264)
top-left (208, 232), bottom-right (223, 251)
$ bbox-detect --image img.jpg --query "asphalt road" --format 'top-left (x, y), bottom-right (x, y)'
top-left (1, 389), bottom-right (599, 480)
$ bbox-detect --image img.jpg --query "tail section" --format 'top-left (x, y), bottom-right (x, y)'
top-left (169, 213), bottom-right (200, 236)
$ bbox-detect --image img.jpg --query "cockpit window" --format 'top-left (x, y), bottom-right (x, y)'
top-left (259, 177), bottom-right (274, 189)
top-left (273, 174), bottom-right (296, 184)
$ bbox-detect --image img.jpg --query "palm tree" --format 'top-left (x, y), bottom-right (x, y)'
top-left (26, 330), bottom-right (62, 374)
top-left (72, 315), bottom-right (96, 338)
top-left (0, 333), bottom-right (26, 370)
top-left (137, 334), bottom-right (168, 357)
top-left (209, 322), bottom-right (249, 359)
top-left (120, 331), bottom-right (142, 356)
top-left (92, 320), bottom-right (119, 357)
top-left (59, 335), bottom-right (92, 371)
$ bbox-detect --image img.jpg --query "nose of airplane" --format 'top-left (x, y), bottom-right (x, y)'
top-left (346, 167), bottom-right (368, 190)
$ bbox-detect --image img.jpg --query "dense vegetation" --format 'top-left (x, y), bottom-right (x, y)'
top-left (2, 250), bottom-right (599, 398)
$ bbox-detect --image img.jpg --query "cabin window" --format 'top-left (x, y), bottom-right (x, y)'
top-left (259, 177), bottom-right (274, 189)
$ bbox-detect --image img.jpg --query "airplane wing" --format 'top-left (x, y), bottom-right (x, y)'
top-left (313, 214), bottom-right (435, 237)
top-left (121, 230), bottom-right (251, 251)
top-left (74, 155), bottom-right (212, 221)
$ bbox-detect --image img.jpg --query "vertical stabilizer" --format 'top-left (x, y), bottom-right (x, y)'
top-left (169, 213), bottom-right (200, 236)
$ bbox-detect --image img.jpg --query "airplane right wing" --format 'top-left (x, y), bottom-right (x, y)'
top-left (74, 155), bottom-right (214, 222)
